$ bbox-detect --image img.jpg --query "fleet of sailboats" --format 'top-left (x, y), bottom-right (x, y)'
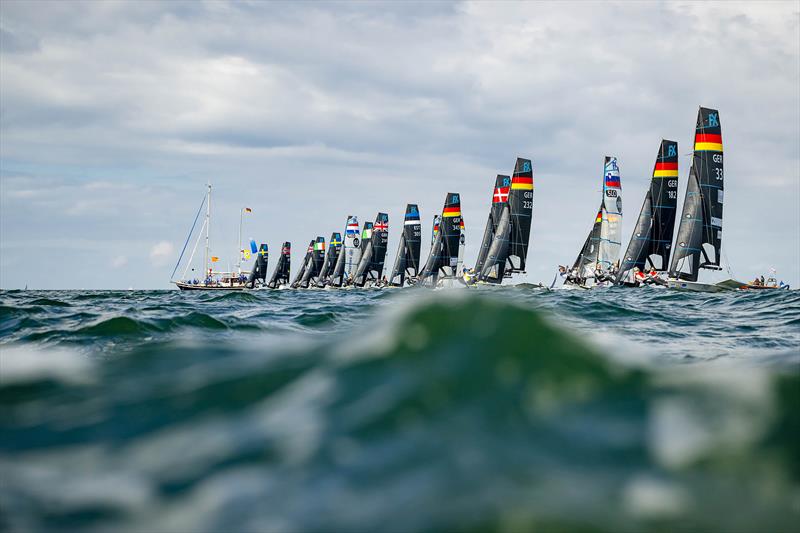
top-left (171, 106), bottom-right (768, 292)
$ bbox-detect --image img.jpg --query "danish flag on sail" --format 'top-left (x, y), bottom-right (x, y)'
top-left (492, 186), bottom-right (510, 203)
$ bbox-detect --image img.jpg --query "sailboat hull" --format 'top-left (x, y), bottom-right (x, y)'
top-left (174, 281), bottom-right (246, 291)
top-left (666, 279), bottom-right (736, 293)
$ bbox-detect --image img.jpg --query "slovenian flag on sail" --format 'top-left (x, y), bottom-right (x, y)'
top-left (605, 172), bottom-right (621, 188)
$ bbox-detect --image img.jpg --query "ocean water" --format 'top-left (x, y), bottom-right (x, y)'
top-left (1, 287), bottom-right (798, 532)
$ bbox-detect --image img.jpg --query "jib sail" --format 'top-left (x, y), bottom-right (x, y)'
top-left (669, 107), bottom-right (724, 281)
top-left (351, 221), bottom-right (374, 286)
top-left (389, 204), bottom-right (421, 287)
top-left (246, 243), bottom-right (269, 288)
top-left (267, 242), bottom-right (290, 289)
top-left (506, 158), bottom-right (534, 272)
top-left (291, 240), bottom-right (314, 288)
top-left (571, 210), bottom-right (603, 280)
top-left (617, 140), bottom-right (679, 283)
top-left (419, 193), bottom-right (461, 285)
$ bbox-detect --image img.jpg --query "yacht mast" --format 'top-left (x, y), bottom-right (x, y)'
top-left (205, 182), bottom-right (211, 278)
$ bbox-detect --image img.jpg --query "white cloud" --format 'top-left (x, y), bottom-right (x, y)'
top-left (149, 241), bottom-right (174, 267)
top-left (111, 255), bottom-right (128, 268)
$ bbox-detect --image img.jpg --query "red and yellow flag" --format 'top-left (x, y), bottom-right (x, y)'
top-left (443, 207), bottom-right (461, 218)
top-left (211, 256), bottom-right (219, 262)
top-left (694, 133), bottom-right (723, 152)
top-left (653, 162), bottom-right (678, 178)
top-left (511, 176), bottom-right (534, 190)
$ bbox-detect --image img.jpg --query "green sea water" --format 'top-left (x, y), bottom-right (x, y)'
top-left (1, 287), bottom-right (798, 531)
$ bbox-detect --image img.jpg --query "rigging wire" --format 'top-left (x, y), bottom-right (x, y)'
top-left (170, 193), bottom-right (207, 282)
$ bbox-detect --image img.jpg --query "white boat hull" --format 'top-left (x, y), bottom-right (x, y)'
top-left (666, 278), bottom-right (745, 293)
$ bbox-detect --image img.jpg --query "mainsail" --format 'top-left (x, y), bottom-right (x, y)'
top-left (669, 107), bottom-right (724, 281)
top-left (388, 204), bottom-right (422, 287)
top-left (246, 243), bottom-right (269, 288)
top-left (344, 216), bottom-right (361, 279)
top-left (617, 140), bottom-right (679, 283)
top-left (506, 158), bottom-right (534, 272)
top-left (419, 193), bottom-right (461, 286)
top-left (291, 240), bottom-right (314, 288)
top-left (316, 232), bottom-right (342, 287)
top-left (267, 242), bottom-right (290, 289)
top-left (353, 213), bottom-right (388, 287)
top-left (474, 175), bottom-right (510, 276)
top-left (598, 156), bottom-right (623, 270)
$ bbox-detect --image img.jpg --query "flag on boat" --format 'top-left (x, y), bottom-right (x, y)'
top-left (244, 207), bottom-right (252, 213)
top-left (595, 211), bottom-right (602, 223)
top-left (243, 250), bottom-right (251, 260)
top-left (694, 133), bottom-right (723, 152)
top-left (250, 239), bottom-right (258, 254)
top-left (211, 256), bottom-right (219, 262)
top-left (443, 206), bottom-right (461, 217)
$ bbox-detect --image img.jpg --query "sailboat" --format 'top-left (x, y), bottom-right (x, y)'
top-left (472, 175), bottom-right (511, 284)
top-left (246, 244), bottom-right (269, 288)
top-left (266, 242), bottom-right (291, 289)
top-left (470, 158), bottom-right (534, 285)
top-left (172, 183), bottom-right (250, 291)
top-left (616, 141), bottom-right (679, 286)
top-left (418, 193), bottom-right (462, 287)
top-left (352, 213), bottom-right (389, 287)
top-left (388, 204), bottom-right (422, 287)
top-left (291, 240), bottom-right (315, 289)
top-left (296, 237), bottom-right (326, 288)
top-left (315, 232), bottom-right (342, 287)
top-left (667, 107), bottom-right (742, 292)
top-left (565, 157), bottom-right (623, 289)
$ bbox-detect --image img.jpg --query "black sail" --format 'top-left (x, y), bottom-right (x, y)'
top-left (389, 204), bottom-right (421, 286)
top-left (370, 213), bottom-right (389, 281)
top-left (291, 240), bottom-right (314, 288)
top-left (669, 107), bottom-right (724, 281)
top-left (506, 158), bottom-right (534, 272)
top-left (267, 242), bottom-right (291, 288)
top-left (420, 193), bottom-right (461, 285)
top-left (316, 232), bottom-right (342, 287)
top-left (246, 243), bottom-right (269, 288)
top-left (617, 140), bottom-right (679, 282)
top-left (474, 175), bottom-right (511, 275)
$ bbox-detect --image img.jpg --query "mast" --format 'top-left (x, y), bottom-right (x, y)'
top-left (205, 182), bottom-right (211, 278)
top-left (389, 204), bottom-right (421, 286)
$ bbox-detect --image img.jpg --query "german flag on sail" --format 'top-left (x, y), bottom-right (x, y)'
top-left (595, 210), bottom-right (602, 224)
top-left (443, 206), bottom-right (461, 218)
top-left (694, 133), bottom-right (723, 152)
top-left (653, 162), bottom-right (678, 177)
top-left (511, 176), bottom-right (533, 190)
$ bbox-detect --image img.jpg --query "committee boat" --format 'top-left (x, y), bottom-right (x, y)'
top-left (667, 107), bottom-right (744, 292)
top-left (172, 183), bottom-right (252, 291)
top-left (565, 157), bottom-right (623, 289)
top-left (616, 140), bottom-right (679, 287)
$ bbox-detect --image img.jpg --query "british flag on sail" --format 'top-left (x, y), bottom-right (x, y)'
top-left (374, 220), bottom-right (388, 232)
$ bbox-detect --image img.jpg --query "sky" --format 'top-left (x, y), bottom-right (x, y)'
top-left (1, 1), bottom-right (798, 289)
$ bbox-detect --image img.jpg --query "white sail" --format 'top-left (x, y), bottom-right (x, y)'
top-left (598, 157), bottom-right (622, 271)
top-left (344, 216), bottom-right (361, 279)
